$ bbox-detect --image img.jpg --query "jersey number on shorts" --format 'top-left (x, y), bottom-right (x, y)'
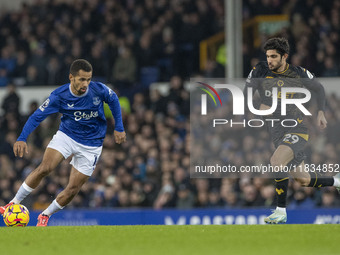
top-left (283, 134), bottom-right (299, 144)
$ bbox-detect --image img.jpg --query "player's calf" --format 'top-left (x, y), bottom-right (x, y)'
top-left (307, 172), bottom-right (336, 188)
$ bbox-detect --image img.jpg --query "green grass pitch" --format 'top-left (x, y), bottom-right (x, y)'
top-left (1, 225), bottom-right (338, 255)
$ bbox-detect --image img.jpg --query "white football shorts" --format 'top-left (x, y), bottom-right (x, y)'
top-left (47, 131), bottom-right (103, 176)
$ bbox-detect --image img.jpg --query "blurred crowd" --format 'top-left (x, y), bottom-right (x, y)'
top-left (0, 0), bottom-right (340, 211)
top-left (243, 0), bottom-right (340, 76)
top-left (0, 0), bottom-right (224, 87)
top-left (0, 0), bottom-right (339, 86)
top-left (1, 77), bottom-right (340, 211)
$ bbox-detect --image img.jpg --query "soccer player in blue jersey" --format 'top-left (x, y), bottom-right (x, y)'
top-left (0, 59), bottom-right (126, 226)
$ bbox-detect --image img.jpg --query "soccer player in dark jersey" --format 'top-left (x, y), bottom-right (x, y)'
top-left (244, 37), bottom-right (340, 223)
top-left (0, 59), bottom-right (126, 226)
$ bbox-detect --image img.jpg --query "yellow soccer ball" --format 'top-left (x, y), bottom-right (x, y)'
top-left (3, 204), bottom-right (30, 227)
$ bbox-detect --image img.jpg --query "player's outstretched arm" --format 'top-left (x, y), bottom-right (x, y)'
top-left (317, 110), bottom-right (327, 129)
top-left (13, 141), bottom-right (28, 158)
top-left (114, 130), bottom-right (126, 144)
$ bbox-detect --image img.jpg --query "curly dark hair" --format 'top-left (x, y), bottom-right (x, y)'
top-left (263, 37), bottom-right (290, 56)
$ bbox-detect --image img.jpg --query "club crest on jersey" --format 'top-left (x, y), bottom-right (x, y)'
top-left (277, 80), bottom-right (284, 87)
top-left (39, 98), bottom-right (50, 112)
top-left (93, 97), bottom-right (101, 105)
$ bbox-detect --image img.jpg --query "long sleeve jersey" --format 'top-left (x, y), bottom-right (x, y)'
top-left (18, 81), bottom-right (124, 147)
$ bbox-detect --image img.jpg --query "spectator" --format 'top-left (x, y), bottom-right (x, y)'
top-left (1, 83), bottom-right (20, 117)
top-left (176, 183), bottom-right (195, 209)
top-left (25, 65), bottom-right (44, 86)
top-left (207, 189), bottom-right (223, 208)
top-left (289, 188), bottom-right (316, 209)
top-left (11, 51), bottom-right (28, 86)
top-left (0, 69), bottom-right (9, 87)
top-left (0, 46), bottom-right (16, 75)
top-left (320, 189), bottom-right (340, 208)
top-left (322, 57), bottom-right (340, 77)
top-left (112, 47), bottom-right (137, 88)
top-left (136, 33), bottom-right (156, 68)
top-left (45, 57), bottom-right (64, 85)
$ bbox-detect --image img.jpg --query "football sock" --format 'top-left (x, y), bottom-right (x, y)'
top-left (10, 182), bottom-right (34, 204)
top-left (276, 206), bottom-right (286, 213)
top-left (42, 199), bottom-right (65, 216)
top-left (274, 177), bottom-right (289, 208)
top-left (333, 176), bottom-right (340, 187)
top-left (308, 172), bottom-right (334, 187)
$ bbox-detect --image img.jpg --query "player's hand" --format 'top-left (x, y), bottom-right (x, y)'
top-left (114, 130), bottom-right (126, 144)
top-left (13, 141), bottom-right (28, 158)
top-left (317, 111), bottom-right (327, 129)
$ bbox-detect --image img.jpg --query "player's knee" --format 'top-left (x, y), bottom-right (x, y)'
top-left (295, 177), bottom-right (310, 187)
top-left (66, 185), bottom-right (80, 197)
top-left (270, 155), bottom-right (283, 167)
top-left (36, 163), bottom-right (54, 176)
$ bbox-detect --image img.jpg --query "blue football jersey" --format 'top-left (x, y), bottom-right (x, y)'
top-left (18, 81), bottom-right (124, 147)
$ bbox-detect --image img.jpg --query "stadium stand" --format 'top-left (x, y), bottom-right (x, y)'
top-left (0, 0), bottom-right (340, 211)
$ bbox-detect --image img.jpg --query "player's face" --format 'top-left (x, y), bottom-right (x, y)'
top-left (266, 50), bottom-right (287, 72)
top-left (69, 70), bottom-right (92, 95)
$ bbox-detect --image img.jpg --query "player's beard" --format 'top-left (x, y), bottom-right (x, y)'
top-left (78, 87), bottom-right (87, 94)
top-left (72, 80), bottom-right (87, 95)
top-left (269, 58), bottom-right (285, 72)
top-left (270, 61), bottom-right (283, 72)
